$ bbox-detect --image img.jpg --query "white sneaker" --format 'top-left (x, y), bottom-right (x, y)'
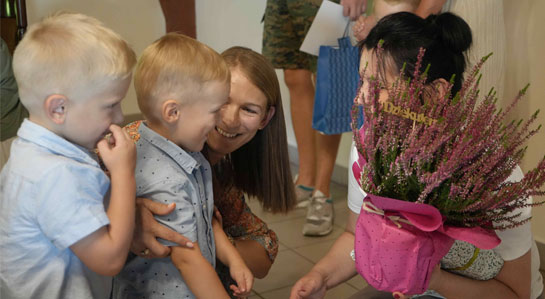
top-left (302, 190), bottom-right (334, 236)
top-left (293, 174), bottom-right (314, 208)
top-left (295, 184), bottom-right (314, 208)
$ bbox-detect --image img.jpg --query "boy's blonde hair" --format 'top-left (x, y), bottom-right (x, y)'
top-left (12, 12), bottom-right (136, 114)
top-left (134, 33), bottom-right (230, 123)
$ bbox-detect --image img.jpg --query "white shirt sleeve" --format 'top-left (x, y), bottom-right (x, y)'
top-left (348, 143), bottom-right (367, 214)
top-left (493, 165), bottom-right (534, 261)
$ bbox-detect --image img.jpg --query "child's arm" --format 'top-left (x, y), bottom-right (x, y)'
top-left (213, 204), bottom-right (275, 279)
top-left (353, 0), bottom-right (418, 42)
top-left (213, 217), bottom-right (254, 297)
top-left (70, 124), bottom-right (136, 276)
top-left (340, 0), bottom-right (367, 20)
top-left (170, 244), bottom-right (230, 298)
top-left (414, 0), bottom-right (446, 18)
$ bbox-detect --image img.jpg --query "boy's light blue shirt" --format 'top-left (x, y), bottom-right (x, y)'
top-left (0, 119), bottom-right (112, 299)
top-left (113, 121), bottom-right (215, 299)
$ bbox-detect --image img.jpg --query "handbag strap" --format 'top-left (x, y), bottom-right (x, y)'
top-left (338, 21), bottom-right (353, 48)
top-left (343, 20), bottom-right (351, 38)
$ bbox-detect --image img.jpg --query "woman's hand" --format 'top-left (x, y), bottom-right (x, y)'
top-left (213, 205), bottom-right (224, 228)
top-left (290, 270), bottom-right (327, 299)
top-left (131, 198), bottom-right (194, 258)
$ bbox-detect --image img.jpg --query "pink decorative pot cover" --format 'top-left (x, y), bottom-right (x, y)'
top-left (353, 193), bottom-right (502, 295)
top-left (354, 194), bottom-right (454, 295)
top-left (352, 151), bottom-right (501, 295)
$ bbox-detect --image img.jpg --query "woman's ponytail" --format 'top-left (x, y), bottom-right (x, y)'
top-left (426, 12), bottom-right (472, 54)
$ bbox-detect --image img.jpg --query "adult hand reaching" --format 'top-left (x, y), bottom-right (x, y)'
top-left (290, 270), bottom-right (327, 299)
top-left (131, 197), bottom-right (194, 258)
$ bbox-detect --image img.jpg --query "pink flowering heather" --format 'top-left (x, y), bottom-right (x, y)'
top-left (351, 47), bottom-right (545, 230)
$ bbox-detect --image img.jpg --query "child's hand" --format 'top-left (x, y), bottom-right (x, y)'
top-left (352, 15), bottom-right (377, 41)
top-left (229, 260), bottom-right (254, 298)
top-left (97, 124), bottom-right (136, 177)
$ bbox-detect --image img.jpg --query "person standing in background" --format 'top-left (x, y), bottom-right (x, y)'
top-left (158, 0), bottom-right (196, 38)
top-left (354, 0), bottom-right (506, 102)
top-left (262, 0), bottom-right (367, 237)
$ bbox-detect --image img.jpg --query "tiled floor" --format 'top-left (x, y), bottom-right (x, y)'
top-left (245, 179), bottom-right (368, 299)
top-left (244, 173), bottom-right (545, 299)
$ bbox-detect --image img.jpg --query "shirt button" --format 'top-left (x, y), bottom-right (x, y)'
top-left (203, 204), bottom-right (207, 209)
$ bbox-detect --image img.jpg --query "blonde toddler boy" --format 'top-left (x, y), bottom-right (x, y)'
top-left (113, 33), bottom-right (253, 299)
top-left (0, 12), bottom-right (137, 299)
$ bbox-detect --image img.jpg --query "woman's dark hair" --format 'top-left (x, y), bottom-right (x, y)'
top-left (361, 12), bottom-right (472, 94)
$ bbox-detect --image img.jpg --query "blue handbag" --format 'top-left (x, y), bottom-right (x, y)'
top-left (312, 30), bottom-right (363, 135)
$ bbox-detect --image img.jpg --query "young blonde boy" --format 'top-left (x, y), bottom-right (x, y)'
top-left (0, 12), bottom-right (137, 299)
top-left (113, 33), bottom-right (253, 299)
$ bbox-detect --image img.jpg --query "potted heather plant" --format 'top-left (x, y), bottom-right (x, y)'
top-left (350, 46), bottom-right (545, 295)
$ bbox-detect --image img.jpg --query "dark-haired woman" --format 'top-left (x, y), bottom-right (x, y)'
top-left (291, 12), bottom-right (542, 299)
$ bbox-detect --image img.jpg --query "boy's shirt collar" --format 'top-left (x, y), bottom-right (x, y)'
top-left (17, 119), bottom-right (100, 167)
top-left (137, 121), bottom-right (204, 173)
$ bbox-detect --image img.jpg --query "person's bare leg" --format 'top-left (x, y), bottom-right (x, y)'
top-left (284, 69), bottom-right (317, 188)
top-left (158, 0), bottom-right (196, 37)
top-left (314, 133), bottom-right (342, 197)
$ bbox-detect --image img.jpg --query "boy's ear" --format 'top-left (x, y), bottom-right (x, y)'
top-left (162, 100), bottom-right (180, 123)
top-left (45, 94), bottom-right (68, 124)
top-left (259, 106), bottom-right (276, 130)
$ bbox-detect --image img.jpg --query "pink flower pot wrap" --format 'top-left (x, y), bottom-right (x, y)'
top-left (352, 154), bottom-right (501, 295)
top-left (353, 194), bottom-right (502, 295)
top-left (354, 194), bottom-right (454, 295)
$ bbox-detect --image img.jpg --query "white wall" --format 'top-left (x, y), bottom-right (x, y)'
top-left (26, 0), bottom-right (165, 117)
top-left (503, 0), bottom-right (545, 244)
